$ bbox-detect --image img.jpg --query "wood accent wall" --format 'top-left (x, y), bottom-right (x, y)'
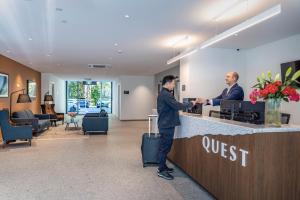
top-left (0, 54), bottom-right (41, 141)
top-left (168, 133), bottom-right (300, 200)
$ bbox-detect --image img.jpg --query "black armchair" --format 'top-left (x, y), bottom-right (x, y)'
top-left (0, 110), bottom-right (32, 147)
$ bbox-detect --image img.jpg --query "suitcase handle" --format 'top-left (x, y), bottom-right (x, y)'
top-left (148, 114), bottom-right (158, 137)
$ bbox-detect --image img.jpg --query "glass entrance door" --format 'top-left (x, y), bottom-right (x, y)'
top-left (66, 81), bottom-right (112, 114)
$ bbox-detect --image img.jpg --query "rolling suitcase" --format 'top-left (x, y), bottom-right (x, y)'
top-left (141, 114), bottom-right (160, 167)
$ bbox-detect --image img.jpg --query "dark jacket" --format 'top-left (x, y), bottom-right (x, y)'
top-left (212, 83), bottom-right (244, 106)
top-left (157, 88), bottom-right (192, 129)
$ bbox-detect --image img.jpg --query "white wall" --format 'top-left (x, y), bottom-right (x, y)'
top-left (41, 73), bottom-right (153, 119)
top-left (180, 48), bottom-right (246, 115)
top-left (244, 34), bottom-right (300, 124)
top-left (112, 79), bottom-right (119, 117)
top-left (41, 73), bottom-right (66, 113)
top-left (180, 34), bottom-right (300, 124)
top-left (119, 75), bottom-right (155, 120)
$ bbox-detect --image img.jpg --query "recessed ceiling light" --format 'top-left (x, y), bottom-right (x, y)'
top-left (124, 14), bottom-right (130, 18)
top-left (114, 43), bottom-right (118, 46)
top-left (56, 8), bottom-right (63, 12)
top-left (61, 20), bottom-right (67, 23)
top-left (28, 38), bottom-right (33, 41)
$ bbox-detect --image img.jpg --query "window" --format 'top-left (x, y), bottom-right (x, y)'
top-left (66, 81), bottom-right (112, 114)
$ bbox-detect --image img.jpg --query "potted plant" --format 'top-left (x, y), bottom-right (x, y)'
top-left (250, 67), bottom-right (300, 127)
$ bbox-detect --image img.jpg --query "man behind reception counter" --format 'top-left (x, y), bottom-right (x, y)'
top-left (157, 75), bottom-right (200, 180)
top-left (199, 71), bottom-right (244, 106)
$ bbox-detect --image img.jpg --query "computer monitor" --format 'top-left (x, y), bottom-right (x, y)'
top-left (239, 101), bottom-right (265, 124)
top-left (220, 100), bottom-right (242, 120)
top-left (220, 100), bottom-right (265, 124)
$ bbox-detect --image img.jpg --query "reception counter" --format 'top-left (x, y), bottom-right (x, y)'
top-left (168, 113), bottom-right (300, 200)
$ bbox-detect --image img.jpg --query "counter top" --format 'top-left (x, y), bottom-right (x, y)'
top-left (174, 112), bottom-right (300, 138)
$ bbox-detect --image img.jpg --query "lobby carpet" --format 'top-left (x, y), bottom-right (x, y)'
top-left (0, 117), bottom-right (215, 200)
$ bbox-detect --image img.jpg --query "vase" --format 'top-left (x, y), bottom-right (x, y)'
top-left (265, 98), bottom-right (281, 127)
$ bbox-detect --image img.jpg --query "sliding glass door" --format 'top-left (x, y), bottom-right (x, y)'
top-left (66, 81), bottom-right (112, 114)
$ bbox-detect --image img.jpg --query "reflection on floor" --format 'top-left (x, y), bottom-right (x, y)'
top-left (0, 117), bottom-right (215, 200)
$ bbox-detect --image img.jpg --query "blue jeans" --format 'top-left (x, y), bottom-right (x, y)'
top-left (158, 127), bottom-right (175, 171)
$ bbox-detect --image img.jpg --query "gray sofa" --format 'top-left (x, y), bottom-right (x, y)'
top-left (12, 109), bottom-right (51, 133)
top-left (82, 112), bottom-right (108, 134)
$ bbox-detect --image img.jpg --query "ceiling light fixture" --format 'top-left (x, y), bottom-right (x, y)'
top-left (166, 4), bottom-right (281, 65)
top-left (124, 14), bottom-right (130, 18)
top-left (214, 0), bottom-right (247, 22)
top-left (114, 43), bottom-right (118, 46)
top-left (172, 35), bottom-right (190, 47)
top-left (167, 49), bottom-right (198, 65)
top-left (200, 4), bottom-right (281, 49)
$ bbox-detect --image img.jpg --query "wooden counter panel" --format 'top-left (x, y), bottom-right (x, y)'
top-left (168, 132), bottom-right (300, 200)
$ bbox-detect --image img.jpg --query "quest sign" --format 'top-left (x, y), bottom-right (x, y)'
top-left (202, 136), bottom-right (249, 167)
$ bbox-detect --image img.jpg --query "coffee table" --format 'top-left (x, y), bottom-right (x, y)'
top-left (65, 114), bottom-right (80, 131)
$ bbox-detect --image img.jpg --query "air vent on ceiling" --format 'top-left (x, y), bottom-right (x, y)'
top-left (88, 64), bottom-right (111, 69)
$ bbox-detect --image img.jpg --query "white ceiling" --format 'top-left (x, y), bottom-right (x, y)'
top-left (0, 0), bottom-right (299, 79)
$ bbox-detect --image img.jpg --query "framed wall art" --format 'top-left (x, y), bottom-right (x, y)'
top-left (0, 73), bottom-right (9, 98)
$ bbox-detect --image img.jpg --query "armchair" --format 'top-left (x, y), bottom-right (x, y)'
top-left (82, 112), bottom-right (108, 135)
top-left (41, 104), bottom-right (64, 126)
top-left (0, 110), bottom-right (32, 147)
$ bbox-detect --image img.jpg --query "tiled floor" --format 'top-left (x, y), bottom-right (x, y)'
top-left (0, 117), bottom-right (215, 200)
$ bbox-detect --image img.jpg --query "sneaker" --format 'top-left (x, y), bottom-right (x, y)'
top-left (157, 170), bottom-right (174, 180)
top-left (157, 166), bottom-right (174, 173)
top-left (164, 165), bottom-right (174, 173)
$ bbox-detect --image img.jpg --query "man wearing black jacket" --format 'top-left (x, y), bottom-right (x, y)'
top-left (157, 75), bottom-right (198, 180)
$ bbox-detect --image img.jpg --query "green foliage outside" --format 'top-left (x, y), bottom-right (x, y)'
top-left (67, 81), bottom-right (112, 107)
top-left (68, 81), bottom-right (84, 99)
top-left (91, 84), bottom-right (101, 106)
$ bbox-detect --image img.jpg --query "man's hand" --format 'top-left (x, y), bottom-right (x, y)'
top-left (190, 100), bottom-right (197, 106)
top-left (196, 98), bottom-right (207, 104)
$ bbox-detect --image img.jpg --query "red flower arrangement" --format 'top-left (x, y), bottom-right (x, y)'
top-left (250, 68), bottom-right (300, 104)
